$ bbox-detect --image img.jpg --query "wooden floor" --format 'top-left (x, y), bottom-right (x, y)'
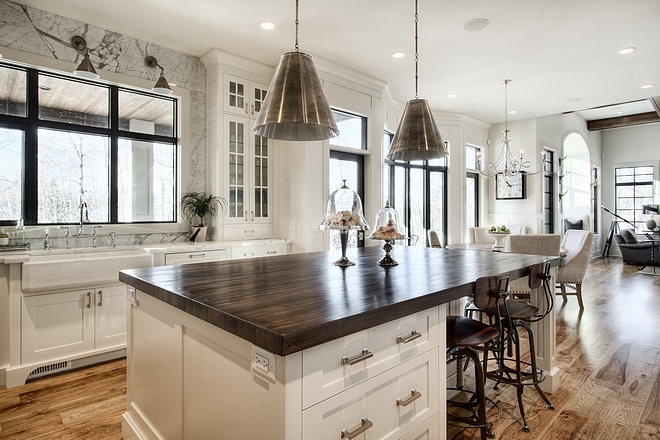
top-left (1, 256), bottom-right (659, 439)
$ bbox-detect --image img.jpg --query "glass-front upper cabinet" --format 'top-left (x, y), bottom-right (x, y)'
top-left (223, 115), bottom-right (271, 239)
top-left (223, 73), bottom-right (268, 118)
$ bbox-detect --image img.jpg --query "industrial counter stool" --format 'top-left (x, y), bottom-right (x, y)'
top-left (446, 276), bottom-right (504, 439)
top-left (469, 262), bottom-right (556, 432)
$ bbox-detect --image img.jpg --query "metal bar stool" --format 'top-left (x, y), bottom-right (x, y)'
top-left (447, 275), bottom-right (506, 439)
top-left (472, 262), bottom-right (556, 432)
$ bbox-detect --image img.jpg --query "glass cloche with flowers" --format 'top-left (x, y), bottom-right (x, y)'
top-left (369, 201), bottom-right (405, 266)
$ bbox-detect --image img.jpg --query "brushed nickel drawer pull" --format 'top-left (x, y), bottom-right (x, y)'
top-left (267, 251), bottom-right (278, 255)
top-left (396, 389), bottom-right (422, 407)
top-left (341, 417), bottom-right (373, 439)
top-left (244, 253), bottom-right (255, 257)
top-left (86, 292), bottom-right (91, 308)
top-left (189, 253), bottom-right (206, 258)
top-left (396, 331), bottom-right (422, 344)
top-left (341, 348), bottom-right (373, 366)
top-left (97, 291), bottom-right (103, 307)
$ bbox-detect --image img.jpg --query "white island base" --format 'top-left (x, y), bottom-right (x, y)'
top-left (122, 290), bottom-right (447, 440)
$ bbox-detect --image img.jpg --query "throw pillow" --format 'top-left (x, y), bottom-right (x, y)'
top-left (564, 219), bottom-right (583, 232)
top-left (620, 228), bottom-right (639, 244)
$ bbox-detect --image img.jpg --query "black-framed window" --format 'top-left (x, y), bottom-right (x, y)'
top-left (465, 145), bottom-right (481, 229)
top-left (543, 150), bottom-right (555, 233)
top-left (592, 167), bottom-right (599, 234)
top-left (615, 165), bottom-right (653, 231)
top-left (385, 138), bottom-right (448, 247)
top-left (329, 109), bottom-right (367, 150)
top-left (0, 62), bottom-right (178, 226)
top-left (329, 150), bottom-right (365, 248)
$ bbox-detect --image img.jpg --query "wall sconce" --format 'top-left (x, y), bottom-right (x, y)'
top-left (559, 171), bottom-right (571, 183)
top-left (558, 190), bottom-right (568, 200)
top-left (145, 56), bottom-right (172, 95)
top-left (71, 36), bottom-right (99, 79)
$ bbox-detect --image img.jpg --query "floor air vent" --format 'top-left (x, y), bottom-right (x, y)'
top-left (28, 361), bottom-right (71, 379)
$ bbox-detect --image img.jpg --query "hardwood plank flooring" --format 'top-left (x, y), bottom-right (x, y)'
top-left (0, 256), bottom-right (658, 439)
top-left (450, 256), bottom-right (660, 439)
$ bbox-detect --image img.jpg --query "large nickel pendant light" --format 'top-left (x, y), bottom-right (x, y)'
top-left (386, 0), bottom-right (447, 161)
top-left (252, 0), bottom-right (339, 141)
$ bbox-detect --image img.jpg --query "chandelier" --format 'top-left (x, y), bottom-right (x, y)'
top-left (477, 79), bottom-right (543, 178)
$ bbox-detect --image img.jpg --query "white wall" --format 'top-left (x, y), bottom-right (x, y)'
top-left (601, 123), bottom-right (660, 253)
top-left (486, 113), bottom-right (603, 248)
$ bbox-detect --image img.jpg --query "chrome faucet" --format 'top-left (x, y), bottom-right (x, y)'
top-left (44, 227), bottom-right (51, 250)
top-left (91, 225), bottom-right (103, 248)
top-left (58, 226), bottom-right (71, 249)
top-left (78, 202), bottom-right (89, 236)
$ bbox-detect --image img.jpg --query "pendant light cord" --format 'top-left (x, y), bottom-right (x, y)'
top-left (504, 79), bottom-right (510, 132)
top-left (414, 0), bottom-right (419, 99)
top-left (295, 0), bottom-right (299, 52)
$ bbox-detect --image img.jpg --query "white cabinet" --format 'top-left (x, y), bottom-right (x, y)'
top-left (224, 114), bottom-right (271, 240)
top-left (164, 249), bottom-right (228, 266)
top-left (230, 243), bottom-right (288, 260)
top-left (21, 284), bottom-right (127, 364)
top-left (302, 349), bottom-right (439, 440)
top-left (224, 73), bottom-right (268, 117)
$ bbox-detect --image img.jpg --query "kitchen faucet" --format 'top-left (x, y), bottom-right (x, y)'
top-left (43, 227), bottom-right (51, 250)
top-left (78, 202), bottom-right (89, 236)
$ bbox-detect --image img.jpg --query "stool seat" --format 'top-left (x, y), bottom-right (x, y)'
top-left (447, 316), bottom-right (500, 347)
top-left (467, 300), bottom-right (539, 321)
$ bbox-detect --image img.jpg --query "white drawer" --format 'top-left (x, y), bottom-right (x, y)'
top-left (398, 412), bottom-right (439, 440)
top-left (230, 244), bottom-right (286, 260)
top-left (164, 249), bottom-right (227, 266)
top-left (223, 223), bottom-right (272, 241)
top-left (302, 307), bottom-right (439, 409)
top-left (302, 348), bottom-right (439, 440)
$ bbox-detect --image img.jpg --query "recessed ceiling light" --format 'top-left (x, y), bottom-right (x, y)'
top-left (260, 21), bottom-right (276, 30)
top-left (446, 93), bottom-right (457, 98)
top-left (618, 47), bottom-right (636, 54)
top-left (564, 97), bottom-right (581, 104)
top-left (508, 110), bottom-right (517, 114)
top-left (463, 18), bottom-right (490, 32)
top-left (391, 51), bottom-right (405, 58)
top-left (641, 84), bottom-right (654, 89)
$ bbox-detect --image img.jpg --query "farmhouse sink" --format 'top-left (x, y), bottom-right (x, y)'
top-left (22, 249), bottom-right (153, 293)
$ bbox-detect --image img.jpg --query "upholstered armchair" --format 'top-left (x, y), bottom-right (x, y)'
top-left (556, 230), bottom-right (594, 309)
top-left (614, 229), bottom-right (660, 265)
top-left (505, 234), bottom-right (561, 296)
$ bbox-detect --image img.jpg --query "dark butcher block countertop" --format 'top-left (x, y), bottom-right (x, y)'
top-left (119, 246), bottom-right (560, 356)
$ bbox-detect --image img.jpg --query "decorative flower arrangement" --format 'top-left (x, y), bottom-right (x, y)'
top-left (488, 225), bottom-right (511, 233)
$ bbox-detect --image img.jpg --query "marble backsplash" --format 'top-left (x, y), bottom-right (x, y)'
top-left (0, 0), bottom-right (207, 244)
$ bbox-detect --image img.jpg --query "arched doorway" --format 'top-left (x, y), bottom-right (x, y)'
top-left (561, 132), bottom-right (591, 231)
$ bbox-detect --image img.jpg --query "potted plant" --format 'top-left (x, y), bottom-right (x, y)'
top-left (180, 192), bottom-right (227, 242)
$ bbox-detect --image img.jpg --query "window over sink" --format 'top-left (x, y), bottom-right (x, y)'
top-left (0, 62), bottom-right (178, 226)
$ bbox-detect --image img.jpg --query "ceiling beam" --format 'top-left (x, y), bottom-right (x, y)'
top-left (587, 112), bottom-right (660, 131)
top-left (649, 96), bottom-right (660, 117)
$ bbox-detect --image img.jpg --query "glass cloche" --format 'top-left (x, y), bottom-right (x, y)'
top-left (369, 200), bottom-right (405, 266)
top-left (320, 180), bottom-right (369, 266)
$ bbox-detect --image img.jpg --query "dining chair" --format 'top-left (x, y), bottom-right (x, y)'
top-left (428, 230), bottom-right (442, 248)
top-left (505, 234), bottom-right (561, 297)
top-left (556, 229), bottom-right (594, 309)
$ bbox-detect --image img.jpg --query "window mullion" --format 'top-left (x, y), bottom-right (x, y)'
top-left (24, 69), bottom-right (39, 225)
top-left (110, 86), bottom-right (119, 224)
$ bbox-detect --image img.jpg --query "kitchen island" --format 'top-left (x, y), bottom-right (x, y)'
top-left (119, 246), bottom-right (560, 440)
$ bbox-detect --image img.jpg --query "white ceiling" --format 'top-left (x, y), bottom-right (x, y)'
top-left (14, 0), bottom-right (660, 125)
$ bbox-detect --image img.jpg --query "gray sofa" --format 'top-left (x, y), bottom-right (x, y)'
top-left (614, 231), bottom-right (660, 265)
